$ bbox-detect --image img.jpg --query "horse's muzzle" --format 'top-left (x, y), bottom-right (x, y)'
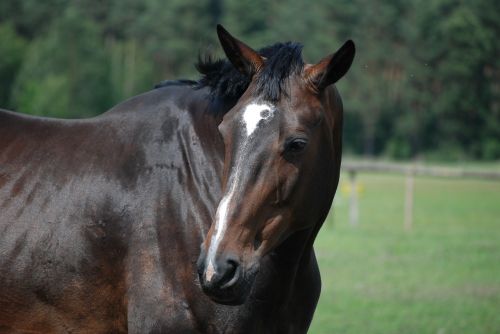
top-left (196, 252), bottom-right (256, 305)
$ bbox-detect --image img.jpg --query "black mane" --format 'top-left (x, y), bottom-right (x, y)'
top-left (196, 42), bottom-right (304, 101)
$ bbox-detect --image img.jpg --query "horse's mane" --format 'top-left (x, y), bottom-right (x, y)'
top-left (154, 42), bottom-right (304, 102)
top-left (196, 42), bottom-right (304, 101)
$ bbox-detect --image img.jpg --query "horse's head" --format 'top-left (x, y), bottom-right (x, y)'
top-left (197, 25), bottom-right (355, 305)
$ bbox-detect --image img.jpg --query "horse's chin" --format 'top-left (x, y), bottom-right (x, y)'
top-left (208, 289), bottom-right (250, 306)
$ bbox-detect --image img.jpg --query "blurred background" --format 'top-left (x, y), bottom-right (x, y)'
top-left (0, 0), bottom-right (499, 333)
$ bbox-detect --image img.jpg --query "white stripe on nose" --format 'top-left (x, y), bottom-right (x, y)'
top-left (205, 259), bottom-right (216, 282)
top-left (205, 194), bottom-right (231, 282)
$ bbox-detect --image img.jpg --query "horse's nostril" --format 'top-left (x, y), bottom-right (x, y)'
top-left (219, 259), bottom-right (240, 288)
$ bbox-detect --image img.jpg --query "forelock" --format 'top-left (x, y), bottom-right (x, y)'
top-left (254, 42), bottom-right (304, 102)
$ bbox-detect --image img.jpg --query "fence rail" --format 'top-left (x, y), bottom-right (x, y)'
top-left (342, 161), bottom-right (500, 180)
top-left (340, 161), bottom-right (500, 229)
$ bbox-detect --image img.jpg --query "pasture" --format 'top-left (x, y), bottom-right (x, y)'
top-left (310, 171), bottom-right (500, 333)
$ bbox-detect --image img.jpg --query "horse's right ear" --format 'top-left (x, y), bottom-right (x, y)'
top-left (305, 40), bottom-right (355, 91)
top-left (216, 24), bottom-right (264, 77)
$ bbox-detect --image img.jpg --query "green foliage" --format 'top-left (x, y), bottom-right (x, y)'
top-left (0, 24), bottom-right (27, 108)
top-left (0, 0), bottom-right (498, 160)
top-left (127, 0), bottom-right (217, 79)
top-left (12, 6), bottom-right (112, 117)
top-left (222, 0), bottom-right (274, 48)
top-left (411, 0), bottom-right (500, 160)
top-left (0, 0), bottom-right (67, 38)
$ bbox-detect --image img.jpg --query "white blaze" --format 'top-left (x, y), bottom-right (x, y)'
top-left (243, 103), bottom-right (274, 136)
top-left (205, 102), bottom-right (275, 282)
top-left (205, 260), bottom-right (216, 282)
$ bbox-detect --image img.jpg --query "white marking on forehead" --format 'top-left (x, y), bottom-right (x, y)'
top-left (242, 102), bottom-right (275, 136)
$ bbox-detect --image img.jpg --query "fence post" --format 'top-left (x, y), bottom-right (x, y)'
top-left (349, 170), bottom-right (359, 226)
top-left (404, 168), bottom-right (415, 230)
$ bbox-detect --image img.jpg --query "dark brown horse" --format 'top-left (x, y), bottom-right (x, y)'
top-left (0, 25), bottom-right (354, 333)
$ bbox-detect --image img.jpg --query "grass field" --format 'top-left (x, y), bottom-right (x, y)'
top-left (309, 172), bottom-right (500, 334)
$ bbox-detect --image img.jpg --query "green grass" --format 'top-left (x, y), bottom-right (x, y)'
top-left (310, 173), bottom-right (500, 334)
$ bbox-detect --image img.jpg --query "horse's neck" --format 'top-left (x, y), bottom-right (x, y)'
top-left (277, 227), bottom-right (316, 267)
top-left (252, 227), bottom-right (316, 301)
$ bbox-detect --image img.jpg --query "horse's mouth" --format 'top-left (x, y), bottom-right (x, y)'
top-left (206, 287), bottom-right (249, 306)
top-left (199, 264), bottom-right (259, 306)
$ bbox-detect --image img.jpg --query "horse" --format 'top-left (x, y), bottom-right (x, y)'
top-left (0, 25), bottom-right (355, 333)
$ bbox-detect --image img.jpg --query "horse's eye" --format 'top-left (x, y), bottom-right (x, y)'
top-left (286, 138), bottom-right (308, 154)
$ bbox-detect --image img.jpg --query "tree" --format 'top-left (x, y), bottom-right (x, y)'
top-left (0, 0), bottom-right (498, 160)
top-left (412, 0), bottom-right (500, 159)
top-left (12, 6), bottom-right (111, 117)
top-left (0, 24), bottom-right (27, 109)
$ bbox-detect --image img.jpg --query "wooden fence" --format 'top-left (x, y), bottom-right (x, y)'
top-left (341, 161), bottom-right (500, 229)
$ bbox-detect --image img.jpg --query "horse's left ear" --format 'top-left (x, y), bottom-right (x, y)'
top-left (216, 24), bottom-right (264, 76)
top-left (306, 40), bottom-right (355, 91)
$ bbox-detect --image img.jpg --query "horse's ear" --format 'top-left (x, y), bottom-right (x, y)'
top-left (305, 40), bottom-right (355, 91)
top-left (216, 24), bottom-right (264, 76)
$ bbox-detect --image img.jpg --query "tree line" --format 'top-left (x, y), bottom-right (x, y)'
top-left (0, 0), bottom-right (499, 160)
